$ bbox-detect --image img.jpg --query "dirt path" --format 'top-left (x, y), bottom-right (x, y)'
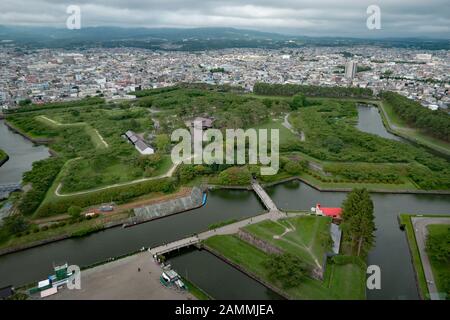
top-left (54, 155), bottom-right (194, 197)
top-left (283, 113), bottom-right (305, 141)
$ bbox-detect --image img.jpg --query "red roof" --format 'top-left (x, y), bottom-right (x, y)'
top-left (316, 204), bottom-right (342, 218)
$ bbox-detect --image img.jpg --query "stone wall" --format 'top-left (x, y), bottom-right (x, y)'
top-left (237, 229), bottom-right (284, 255)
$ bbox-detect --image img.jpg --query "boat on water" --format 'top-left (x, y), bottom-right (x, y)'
top-left (160, 269), bottom-right (186, 290)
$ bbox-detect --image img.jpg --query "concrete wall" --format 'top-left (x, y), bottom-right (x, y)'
top-left (131, 187), bottom-right (203, 224)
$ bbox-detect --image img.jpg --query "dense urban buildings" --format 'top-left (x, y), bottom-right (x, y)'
top-left (1, 45), bottom-right (448, 111)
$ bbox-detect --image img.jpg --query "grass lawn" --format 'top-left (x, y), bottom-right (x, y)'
top-left (204, 234), bottom-right (366, 300)
top-left (36, 115), bottom-right (108, 150)
top-left (243, 216), bottom-right (331, 268)
top-left (426, 224), bottom-right (450, 296)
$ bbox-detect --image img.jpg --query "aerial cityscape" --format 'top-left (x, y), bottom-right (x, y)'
top-left (0, 0), bottom-right (448, 314)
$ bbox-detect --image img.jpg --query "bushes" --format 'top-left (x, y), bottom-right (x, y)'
top-left (324, 163), bottom-right (402, 184)
top-left (18, 158), bottom-right (65, 216)
top-left (263, 253), bottom-right (309, 289)
top-left (283, 160), bottom-right (303, 175)
top-left (35, 178), bottom-right (176, 217)
top-left (217, 166), bottom-right (252, 185)
top-left (71, 226), bottom-right (102, 238)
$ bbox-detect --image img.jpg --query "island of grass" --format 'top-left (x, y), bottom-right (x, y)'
top-left (399, 214), bottom-right (450, 300)
top-left (0, 149), bottom-right (8, 166)
top-left (204, 215), bottom-right (366, 300)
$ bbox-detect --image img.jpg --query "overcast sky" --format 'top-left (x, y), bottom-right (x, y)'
top-left (0, 0), bottom-right (449, 38)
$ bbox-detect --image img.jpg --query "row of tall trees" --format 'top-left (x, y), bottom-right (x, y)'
top-left (381, 91), bottom-right (450, 142)
top-left (341, 188), bottom-right (376, 257)
top-left (253, 82), bottom-right (373, 98)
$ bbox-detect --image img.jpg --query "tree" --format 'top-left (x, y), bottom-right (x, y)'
top-left (3, 214), bottom-right (30, 235)
top-left (284, 160), bottom-right (302, 175)
top-left (341, 188), bottom-right (376, 256)
top-left (323, 136), bottom-right (344, 153)
top-left (68, 206), bottom-right (82, 219)
top-left (290, 93), bottom-right (306, 110)
top-left (263, 253), bottom-right (308, 288)
top-left (155, 134), bottom-right (171, 153)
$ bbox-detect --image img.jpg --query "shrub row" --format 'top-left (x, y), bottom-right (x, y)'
top-left (35, 178), bottom-right (177, 217)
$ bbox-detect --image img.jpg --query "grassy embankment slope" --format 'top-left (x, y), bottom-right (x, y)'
top-left (204, 216), bottom-right (366, 300)
top-left (378, 100), bottom-right (450, 157)
top-left (399, 214), bottom-right (430, 299)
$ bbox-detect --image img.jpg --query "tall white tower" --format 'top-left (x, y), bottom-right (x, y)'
top-left (345, 61), bottom-right (357, 79)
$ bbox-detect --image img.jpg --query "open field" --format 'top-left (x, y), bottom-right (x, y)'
top-left (204, 234), bottom-right (366, 300)
top-left (243, 216), bottom-right (331, 268)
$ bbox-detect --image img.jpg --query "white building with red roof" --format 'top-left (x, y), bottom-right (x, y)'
top-left (313, 203), bottom-right (342, 220)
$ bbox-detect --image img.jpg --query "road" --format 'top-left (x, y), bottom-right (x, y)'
top-left (411, 216), bottom-right (450, 300)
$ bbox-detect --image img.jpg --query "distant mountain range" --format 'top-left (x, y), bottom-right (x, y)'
top-left (0, 26), bottom-right (448, 50)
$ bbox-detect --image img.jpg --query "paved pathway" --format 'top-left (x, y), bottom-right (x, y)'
top-left (411, 216), bottom-right (450, 300)
top-left (149, 210), bottom-right (285, 256)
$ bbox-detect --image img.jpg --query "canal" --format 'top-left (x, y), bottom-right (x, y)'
top-left (0, 120), bottom-right (50, 185)
top-left (0, 183), bottom-right (449, 299)
top-left (356, 104), bottom-right (402, 141)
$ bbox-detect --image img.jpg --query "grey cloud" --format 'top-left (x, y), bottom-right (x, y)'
top-left (0, 0), bottom-right (448, 37)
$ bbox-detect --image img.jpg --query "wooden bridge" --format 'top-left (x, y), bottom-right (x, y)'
top-left (251, 180), bottom-right (279, 211)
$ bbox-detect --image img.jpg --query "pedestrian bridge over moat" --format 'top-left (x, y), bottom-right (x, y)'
top-left (149, 180), bottom-right (283, 257)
